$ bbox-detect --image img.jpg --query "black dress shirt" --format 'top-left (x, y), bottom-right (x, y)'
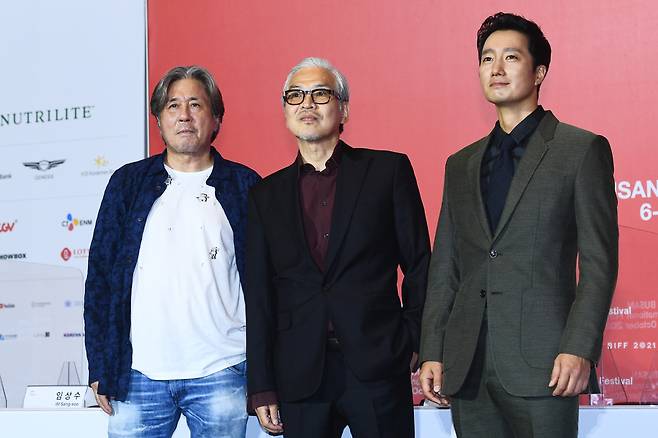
top-left (480, 106), bottom-right (546, 203)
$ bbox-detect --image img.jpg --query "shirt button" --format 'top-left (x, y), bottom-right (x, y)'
top-left (480, 289), bottom-right (486, 298)
top-left (321, 200), bottom-right (328, 207)
top-left (489, 249), bottom-right (498, 258)
top-left (323, 233), bottom-right (330, 239)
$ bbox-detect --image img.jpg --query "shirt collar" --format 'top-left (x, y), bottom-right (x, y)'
top-left (493, 105), bottom-right (546, 146)
top-left (149, 146), bottom-right (223, 178)
top-left (297, 140), bottom-right (343, 175)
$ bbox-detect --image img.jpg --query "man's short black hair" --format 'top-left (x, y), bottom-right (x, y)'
top-left (477, 12), bottom-right (551, 72)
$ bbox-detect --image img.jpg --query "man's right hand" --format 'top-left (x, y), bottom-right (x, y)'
top-left (90, 381), bottom-right (113, 415)
top-left (419, 361), bottom-right (450, 406)
top-left (255, 403), bottom-right (284, 435)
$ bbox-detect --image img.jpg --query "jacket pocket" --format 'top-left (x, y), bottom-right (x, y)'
top-left (521, 291), bottom-right (570, 368)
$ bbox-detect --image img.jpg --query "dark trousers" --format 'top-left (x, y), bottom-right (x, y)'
top-left (279, 346), bottom-right (414, 438)
top-left (451, 318), bottom-right (578, 438)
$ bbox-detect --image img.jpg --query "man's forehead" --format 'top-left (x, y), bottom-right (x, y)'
top-left (288, 67), bottom-right (336, 88)
top-left (166, 78), bottom-right (209, 100)
top-left (483, 30), bottom-right (530, 52)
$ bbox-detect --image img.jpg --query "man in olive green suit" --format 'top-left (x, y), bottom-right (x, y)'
top-left (419, 13), bottom-right (618, 438)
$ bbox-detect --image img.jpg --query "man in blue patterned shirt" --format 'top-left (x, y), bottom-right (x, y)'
top-left (84, 65), bottom-right (260, 438)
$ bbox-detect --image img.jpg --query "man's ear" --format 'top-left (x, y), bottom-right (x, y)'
top-left (340, 103), bottom-right (349, 125)
top-left (534, 65), bottom-right (547, 87)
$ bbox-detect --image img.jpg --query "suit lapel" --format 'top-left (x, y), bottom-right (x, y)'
top-left (467, 136), bottom-right (493, 242)
top-left (324, 143), bottom-right (371, 273)
top-left (492, 111), bottom-right (558, 241)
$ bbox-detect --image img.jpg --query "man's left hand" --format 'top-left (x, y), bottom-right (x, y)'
top-left (548, 353), bottom-right (591, 397)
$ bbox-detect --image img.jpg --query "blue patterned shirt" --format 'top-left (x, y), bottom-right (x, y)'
top-left (84, 147), bottom-right (260, 400)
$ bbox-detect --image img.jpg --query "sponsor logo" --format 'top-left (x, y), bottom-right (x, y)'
top-left (1, 106), bottom-right (94, 127)
top-left (23, 159), bottom-right (66, 180)
top-left (34, 331), bottom-right (51, 338)
top-left (0, 252), bottom-right (26, 260)
top-left (61, 247), bottom-right (71, 261)
top-left (31, 301), bottom-right (51, 308)
top-left (63, 332), bottom-right (84, 338)
top-left (0, 220), bottom-right (17, 233)
top-left (62, 213), bottom-right (93, 231)
top-left (0, 173), bottom-right (11, 180)
top-left (0, 334), bottom-right (18, 341)
top-left (23, 159), bottom-right (66, 172)
top-left (60, 247), bottom-right (89, 261)
top-left (0, 303), bottom-right (16, 309)
top-left (81, 156), bottom-right (114, 177)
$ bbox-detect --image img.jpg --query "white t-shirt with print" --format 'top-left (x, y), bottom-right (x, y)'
top-left (130, 164), bottom-right (246, 380)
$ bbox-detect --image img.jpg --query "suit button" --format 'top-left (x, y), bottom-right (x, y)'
top-left (489, 249), bottom-right (498, 258)
top-left (137, 217), bottom-right (144, 222)
top-left (480, 289), bottom-right (486, 297)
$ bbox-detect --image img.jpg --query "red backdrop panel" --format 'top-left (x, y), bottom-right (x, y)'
top-left (148, 0), bottom-right (658, 404)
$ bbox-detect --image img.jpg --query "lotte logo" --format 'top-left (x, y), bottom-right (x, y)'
top-left (0, 220), bottom-right (17, 233)
top-left (60, 247), bottom-right (89, 261)
top-left (61, 247), bottom-right (72, 261)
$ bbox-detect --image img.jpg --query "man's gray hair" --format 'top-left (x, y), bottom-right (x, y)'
top-left (150, 65), bottom-right (224, 142)
top-left (282, 57), bottom-right (350, 106)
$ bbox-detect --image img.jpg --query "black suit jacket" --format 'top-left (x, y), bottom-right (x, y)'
top-left (245, 142), bottom-right (430, 402)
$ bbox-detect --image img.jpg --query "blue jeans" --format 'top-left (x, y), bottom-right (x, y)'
top-left (109, 362), bottom-right (248, 438)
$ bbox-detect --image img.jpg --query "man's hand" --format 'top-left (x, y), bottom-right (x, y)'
top-left (419, 361), bottom-right (450, 406)
top-left (255, 403), bottom-right (284, 435)
top-left (549, 353), bottom-right (591, 397)
top-left (90, 381), bottom-right (113, 415)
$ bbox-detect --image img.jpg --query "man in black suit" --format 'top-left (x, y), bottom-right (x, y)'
top-left (246, 57), bottom-right (430, 437)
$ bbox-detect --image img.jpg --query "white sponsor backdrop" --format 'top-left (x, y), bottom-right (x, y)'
top-left (0, 0), bottom-right (146, 408)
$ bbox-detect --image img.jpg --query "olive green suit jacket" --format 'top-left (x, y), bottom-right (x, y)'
top-left (420, 111), bottom-right (618, 397)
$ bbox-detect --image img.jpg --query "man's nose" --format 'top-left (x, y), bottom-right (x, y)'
top-left (178, 104), bottom-right (191, 121)
top-left (300, 92), bottom-right (316, 108)
top-left (492, 57), bottom-right (505, 76)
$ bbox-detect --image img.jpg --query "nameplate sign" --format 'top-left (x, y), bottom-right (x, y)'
top-left (23, 385), bottom-right (89, 408)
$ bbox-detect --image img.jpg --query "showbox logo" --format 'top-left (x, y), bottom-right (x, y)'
top-left (0, 252), bottom-right (26, 260)
top-left (62, 213), bottom-right (92, 231)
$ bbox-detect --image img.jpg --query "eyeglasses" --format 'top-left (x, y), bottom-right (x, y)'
top-left (283, 88), bottom-right (337, 105)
